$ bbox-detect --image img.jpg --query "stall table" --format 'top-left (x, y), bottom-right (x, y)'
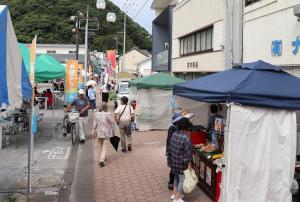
top-left (192, 146), bottom-right (217, 200)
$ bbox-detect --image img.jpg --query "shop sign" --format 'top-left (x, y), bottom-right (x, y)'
top-left (187, 61), bottom-right (198, 68)
top-left (292, 36), bottom-right (300, 55)
top-left (271, 36), bottom-right (300, 56)
top-left (271, 40), bottom-right (282, 56)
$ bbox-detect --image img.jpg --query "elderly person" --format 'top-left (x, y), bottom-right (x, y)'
top-left (93, 103), bottom-right (116, 167)
top-left (66, 89), bottom-right (90, 143)
top-left (114, 96), bottom-right (134, 153)
top-left (168, 117), bottom-right (193, 202)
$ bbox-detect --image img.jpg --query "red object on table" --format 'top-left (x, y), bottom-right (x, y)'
top-left (215, 170), bottom-right (222, 202)
top-left (190, 131), bottom-right (207, 145)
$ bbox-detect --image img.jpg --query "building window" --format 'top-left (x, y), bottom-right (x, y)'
top-left (69, 50), bottom-right (76, 54)
top-left (180, 26), bottom-right (213, 56)
top-left (47, 50), bottom-right (56, 54)
top-left (245, 0), bottom-right (261, 6)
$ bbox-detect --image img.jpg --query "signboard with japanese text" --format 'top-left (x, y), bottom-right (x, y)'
top-left (65, 60), bottom-right (79, 104)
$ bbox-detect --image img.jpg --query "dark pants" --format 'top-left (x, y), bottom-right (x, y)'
top-left (102, 92), bottom-right (109, 102)
top-left (90, 99), bottom-right (96, 110)
top-left (169, 170), bottom-right (174, 185)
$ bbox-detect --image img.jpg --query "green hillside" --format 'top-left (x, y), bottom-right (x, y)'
top-left (2, 0), bottom-right (152, 52)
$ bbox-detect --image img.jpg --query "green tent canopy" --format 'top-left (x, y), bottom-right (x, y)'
top-left (19, 43), bottom-right (65, 83)
top-left (38, 54), bottom-right (65, 68)
top-left (129, 73), bottom-right (185, 90)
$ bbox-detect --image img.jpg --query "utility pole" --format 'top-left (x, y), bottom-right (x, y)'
top-left (122, 13), bottom-right (127, 73)
top-left (84, 5), bottom-right (89, 84)
top-left (76, 17), bottom-right (80, 60)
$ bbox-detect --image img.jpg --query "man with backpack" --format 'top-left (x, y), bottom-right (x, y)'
top-left (100, 81), bottom-right (111, 103)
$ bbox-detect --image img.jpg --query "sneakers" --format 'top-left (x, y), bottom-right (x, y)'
top-left (80, 139), bottom-right (86, 144)
top-left (128, 145), bottom-right (132, 152)
top-left (99, 161), bottom-right (105, 167)
top-left (170, 195), bottom-right (184, 200)
top-left (121, 148), bottom-right (127, 153)
top-left (173, 199), bottom-right (184, 202)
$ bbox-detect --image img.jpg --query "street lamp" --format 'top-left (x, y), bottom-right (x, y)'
top-left (71, 0), bottom-right (116, 85)
top-left (70, 11), bottom-right (84, 60)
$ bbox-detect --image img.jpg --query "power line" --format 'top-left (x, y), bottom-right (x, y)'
top-left (121, 0), bottom-right (131, 10)
top-left (133, 0), bottom-right (150, 19)
top-left (125, 0), bottom-right (138, 14)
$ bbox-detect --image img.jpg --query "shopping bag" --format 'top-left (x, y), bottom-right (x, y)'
top-left (183, 169), bottom-right (198, 193)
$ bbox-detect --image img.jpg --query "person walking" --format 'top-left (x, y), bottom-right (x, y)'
top-left (100, 81), bottom-right (111, 103)
top-left (66, 89), bottom-right (90, 143)
top-left (93, 103), bottom-right (116, 167)
top-left (168, 117), bottom-right (193, 202)
top-left (114, 96), bottom-right (134, 152)
top-left (88, 85), bottom-right (96, 111)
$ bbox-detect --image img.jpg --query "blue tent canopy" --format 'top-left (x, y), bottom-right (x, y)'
top-left (174, 60), bottom-right (300, 110)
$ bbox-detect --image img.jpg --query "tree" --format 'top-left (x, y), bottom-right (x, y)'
top-left (2, 0), bottom-right (152, 52)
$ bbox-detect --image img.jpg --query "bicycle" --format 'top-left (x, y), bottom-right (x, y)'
top-left (62, 112), bottom-right (79, 145)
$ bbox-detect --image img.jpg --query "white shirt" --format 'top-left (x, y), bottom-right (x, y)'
top-left (114, 104), bottom-right (134, 121)
top-left (101, 84), bottom-right (109, 93)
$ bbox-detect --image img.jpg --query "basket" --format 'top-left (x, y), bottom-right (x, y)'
top-left (68, 112), bottom-right (79, 122)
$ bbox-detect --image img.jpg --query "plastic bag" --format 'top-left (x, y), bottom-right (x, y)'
top-left (183, 169), bottom-right (198, 193)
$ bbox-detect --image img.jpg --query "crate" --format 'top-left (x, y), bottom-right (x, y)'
top-left (68, 112), bottom-right (79, 122)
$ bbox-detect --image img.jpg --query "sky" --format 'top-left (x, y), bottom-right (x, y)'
top-left (110, 0), bottom-right (154, 33)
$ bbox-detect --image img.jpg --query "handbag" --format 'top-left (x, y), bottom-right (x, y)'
top-left (183, 168), bottom-right (198, 193)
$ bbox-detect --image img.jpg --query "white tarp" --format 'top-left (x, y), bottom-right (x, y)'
top-left (175, 96), bottom-right (210, 126)
top-left (135, 88), bottom-right (172, 131)
top-left (221, 104), bottom-right (296, 202)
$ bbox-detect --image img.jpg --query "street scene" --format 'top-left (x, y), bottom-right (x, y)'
top-left (1, 0), bottom-right (300, 202)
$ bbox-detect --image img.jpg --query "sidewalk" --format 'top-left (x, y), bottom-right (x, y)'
top-left (70, 86), bottom-right (212, 202)
top-left (93, 130), bottom-right (212, 202)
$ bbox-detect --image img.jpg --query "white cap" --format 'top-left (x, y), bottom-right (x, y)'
top-left (78, 89), bottom-right (85, 95)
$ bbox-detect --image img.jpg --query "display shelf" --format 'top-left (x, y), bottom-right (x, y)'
top-left (192, 146), bottom-right (217, 200)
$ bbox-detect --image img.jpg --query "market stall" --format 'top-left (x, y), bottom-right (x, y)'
top-left (0, 5), bottom-right (32, 148)
top-left (173, 60), bottom-right (300, 202)
top-left (19, 43), bottom-right (66, 83)
top-left (129, 73), bottom-right (184, 131)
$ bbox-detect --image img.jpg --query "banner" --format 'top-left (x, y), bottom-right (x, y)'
top-left (78, 64), bottom-right (84, 90)
top-left (30, 36), bottom-right (37, 134)
top-left (65, 60), bottom-right (79, 104)
top-left (106, 50), bottom-right (116, 70)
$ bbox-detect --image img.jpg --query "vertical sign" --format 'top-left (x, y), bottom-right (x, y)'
top-left (65, 60), bottom-right (79, 104)
top-left (78, 64), bottom-right (84, 90)
top-left (106, 50), bottom-right (116, 70)
top-left (28, 35), bottom-right (37, 193)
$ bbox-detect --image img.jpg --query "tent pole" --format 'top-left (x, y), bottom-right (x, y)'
top-left (52, 86), bottom-right (55, 139)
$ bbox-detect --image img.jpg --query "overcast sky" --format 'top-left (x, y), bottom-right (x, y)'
top-left (110, 0), bottom-right (154, 33)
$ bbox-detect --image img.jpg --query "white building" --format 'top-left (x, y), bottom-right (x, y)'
top-left (27, 44), bottom-right (86, 64)
top-left (137, 57), bottom-right (152, 77)
top-left (119, 47), bottom-right (150, 74)
top-left (171, 0), bottom-right (227, 80)
top-left (243, 0), bottom-right (300, 77)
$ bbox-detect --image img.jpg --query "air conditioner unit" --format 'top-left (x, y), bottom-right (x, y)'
top-left (294, 4), bottom-right (300, 21)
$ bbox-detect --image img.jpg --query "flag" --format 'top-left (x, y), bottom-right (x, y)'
top-left (65, 60), bottom-right (79, 104)
top-left (0, 6), bottom-right (31, 108)
top-left (30, 36), bottom-right (37, 134)
top-left (106, 50), bottom-right (116, 70)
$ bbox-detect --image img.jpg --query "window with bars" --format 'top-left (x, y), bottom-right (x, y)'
top-left (245, 0), bottom-right (261, 6)
top-left (180, 26), bottom-right (213, 56)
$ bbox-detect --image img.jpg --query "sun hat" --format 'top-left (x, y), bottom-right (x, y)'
top-left (172, 112), bottom-right (183, 124)
top-left (78, 89), bottom-right (85, 94)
